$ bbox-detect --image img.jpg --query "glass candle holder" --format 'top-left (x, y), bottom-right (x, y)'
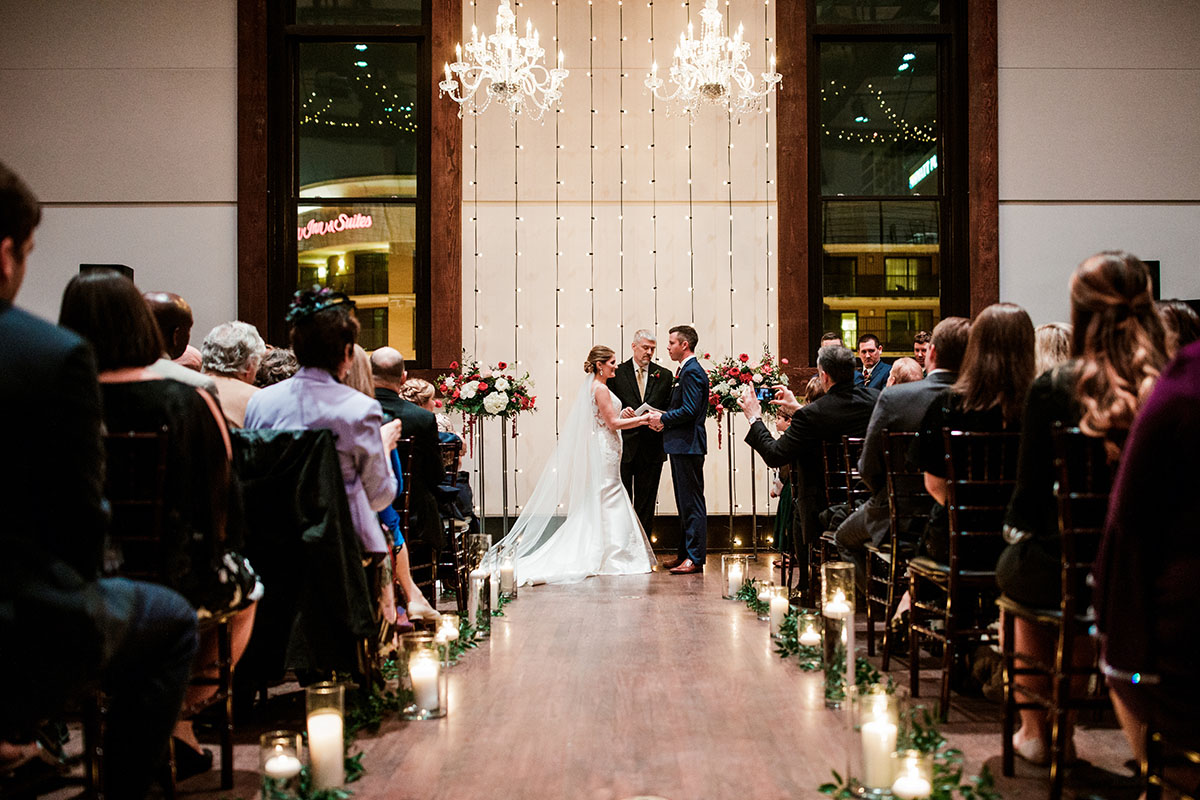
top-left (464, 533), bottom-right (492, 571)
top-left (721, 553), bottom-right (749, 599)
top-left (260, 730), bottom-right (302, 799)
top-left (768, 586), bottom-right (790, 639)
top-left (822, 561), bottom-right (857, 709)
top-left (434, 613), bottom-right (460, 665)
top-left (756, 580), bottom-right (775, 621)
top-left (890, 750), bottom-right (933, 800)
top-left (401, 632), bottom-right (448, 719)
top-left (499, 551), bottom-right (518, 599)
top-left (849, 685), bottom-right (900, 798)
top-left (467, 567), bottom-right (492, 638)
top-left (305, 682), bottom-right (345, 789)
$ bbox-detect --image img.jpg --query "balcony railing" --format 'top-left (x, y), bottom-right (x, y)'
top-left (823, 273), bottom-right (940, 298)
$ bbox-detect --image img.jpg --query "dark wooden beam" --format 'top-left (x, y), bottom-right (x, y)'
top-left (429, 0), bottom-right (463, 370)
top-left (967, 0), bottom-right (999, 315)
top-left (776, 0), bottom-right (809, 376)
top-left (236, 0), bottom-right (270, 335)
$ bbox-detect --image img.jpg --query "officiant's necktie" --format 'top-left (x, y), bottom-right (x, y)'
top-left (637, 366), bottom-right (646, 400)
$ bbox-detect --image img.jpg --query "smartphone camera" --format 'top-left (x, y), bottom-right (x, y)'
top-left (756, 386), bottom-right (775, 403)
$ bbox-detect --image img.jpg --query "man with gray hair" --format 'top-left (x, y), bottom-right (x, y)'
top-left (201, 320), bottom-right (266, 428)
top-left (612, 330), bottom-right (673, 538)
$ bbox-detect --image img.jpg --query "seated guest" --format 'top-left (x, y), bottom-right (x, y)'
top-left (245, 287), bottom-right (400, 562)
top-left (886, 356), bottom-right (924, 387)
top-left (255, 346), bottom-right (298, 387)
top-left (1000, 252), bottom-right (1168, 765)
top-left (917, 303), bottom-right (1035, 562)
top-left (201, 321), bottom-right (266, 428)
top-left (1095, 338), bottom-right (1200, 770)
top-left (58, 268), bottom-right (261, 778)
top-left (174, 343), bottom-right (203, 371)
top-left (1, 161), bottom-right (197, 798)
top-left (144, 290), bottom-right (219, 399)
top-left (1034, 322), bottom-right (1072, 377)
top-left (738, 345), bottom-right (878, 578)
top-left (342, 346), bottom-right (437, 622)
top-left (912, 330), bottom-right (931, 372)
top-left (1156, 298), bottom-right (1200, 357)
top-left (820, 330), bottom-right (845, 350)
top-left (402, 377), bottom-right (462, 446)
top-left (370, 348), bottom-right (448, 553)
top-left (855, 333), bottom-right (892, 389)
top-left (801, 374), bottom-right (826, 404)
top-left (834, 317), bottom-right (970, 586)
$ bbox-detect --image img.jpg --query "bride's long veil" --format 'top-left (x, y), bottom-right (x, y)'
top-left (487, 375), bottom-right (605, 570)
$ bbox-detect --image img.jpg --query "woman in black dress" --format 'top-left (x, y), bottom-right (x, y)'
top-left (999, 251), bottom-right (1167, 765)
top-left (59, 269), bottom-right (260, 778)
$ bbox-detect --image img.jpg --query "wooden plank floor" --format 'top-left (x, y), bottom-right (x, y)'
top-left (172, 562), bottom-right (1138, 800)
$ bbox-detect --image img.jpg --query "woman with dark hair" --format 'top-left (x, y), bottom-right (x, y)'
top-left (917, 302), bottom-right (1036, 561)
top-left (243, 287), bottom-right (403, 560)
top-left (999, 251), bottom-right (1168, 765)
top-left (58, 269), bottom-right (261, 779)
top-left (1156, 298), bottom-right (1200, 358)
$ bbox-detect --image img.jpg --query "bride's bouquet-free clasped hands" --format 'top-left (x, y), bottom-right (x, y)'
top-left (704, 346), bottom-right (790, 447)
top-left (438, 355), bottom-right (537, 446)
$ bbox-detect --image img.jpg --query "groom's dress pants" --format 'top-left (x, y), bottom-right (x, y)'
top-left (669, 454), bottom-right (707, 565)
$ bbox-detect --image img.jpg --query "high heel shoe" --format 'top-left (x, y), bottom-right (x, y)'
top-left (406, 597), bottom-right (440, 621)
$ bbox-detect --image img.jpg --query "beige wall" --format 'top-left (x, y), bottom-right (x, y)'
top-left (0, 0), bottom-right (238, 344)
top-left (997, 0), bottom-right (1200, 323)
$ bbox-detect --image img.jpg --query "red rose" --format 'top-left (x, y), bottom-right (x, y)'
top-left (781, 358), bottom-right (789, 365)
top-left (452, 390), bottom-right (460, 399)
top-left (450, 360), bottom-right (459, 369)
top-left (498, 361), bottom-right (507, 369)
top-left (709, 394), bottom-right (720, 405)
top-left (727, 368), bottom-right (739, 378)
top-left (435, 399), bottom-right (443, 408)
top-left (703, 353), bottom-right (711, 359)
top-left (478, 382), bottom-right (488, 391)
top-left (740, 374), bottom-right (752, 383)
top-left (739, 353), bottom-right (749, 362)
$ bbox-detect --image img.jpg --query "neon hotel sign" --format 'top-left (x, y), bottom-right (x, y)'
top-left (297, 212), bottom-right (373, 242)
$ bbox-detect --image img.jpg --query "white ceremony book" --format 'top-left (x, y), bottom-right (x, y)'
top-left (635, 402), bottom-right (664, 415)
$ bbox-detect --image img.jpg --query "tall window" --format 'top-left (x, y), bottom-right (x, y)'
top-left (811, 1), bottom-right (964, 356)
top-left (267, 1), bottom-right (432, 362)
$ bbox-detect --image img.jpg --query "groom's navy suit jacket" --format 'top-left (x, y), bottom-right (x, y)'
top-left (660, 356), bottom-right (709, 454)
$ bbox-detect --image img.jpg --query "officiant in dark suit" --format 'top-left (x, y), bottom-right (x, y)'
top-left (612, 329), bottom-right (673, 539)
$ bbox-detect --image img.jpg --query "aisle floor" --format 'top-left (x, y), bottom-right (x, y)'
top-left (175, 562), bottom-right (1137, 800)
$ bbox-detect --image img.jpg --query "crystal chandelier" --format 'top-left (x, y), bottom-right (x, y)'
top-left (645, 0), bottom-right (781, 122)
top-left (439, 0), bottom-right (568, 124)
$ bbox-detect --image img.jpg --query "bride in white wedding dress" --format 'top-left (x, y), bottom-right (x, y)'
top-left (489, 345), bottom-right (659, 585)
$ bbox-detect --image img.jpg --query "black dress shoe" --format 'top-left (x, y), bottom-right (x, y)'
top-left (172, 738), bottom-right (214, 782)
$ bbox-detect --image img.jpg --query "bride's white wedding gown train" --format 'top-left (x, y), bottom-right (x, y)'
top-left (492, 378), bottom-right (657, 585)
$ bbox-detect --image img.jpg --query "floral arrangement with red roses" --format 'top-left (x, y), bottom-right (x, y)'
top-left (437, 354), bottom-right (537, 438)
top-left (704, 345), bottom-right (790, 422)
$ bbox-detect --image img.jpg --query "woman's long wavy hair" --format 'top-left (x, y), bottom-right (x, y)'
top-left (1070, 251), bottom-right (1168, 460)
top-left (952, 302), bottom-right (1036, 427)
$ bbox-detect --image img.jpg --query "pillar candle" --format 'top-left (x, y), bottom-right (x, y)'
top-left (860, 718), bottom-right (898, 788)
top-left (468, 568), bottom-right (486, 625)
top-left (490, 569), bottom-right (500, 609)
top-left (306, 710), bottom-right (344, 789)
top-left (727, 563), bottom-right (744, 597)
top-left (769, 593), bottom-right (789, 637)
top-left (500, 559), bottom-right (515, 594)
top-left (409, 652), bottom-right (441, 713)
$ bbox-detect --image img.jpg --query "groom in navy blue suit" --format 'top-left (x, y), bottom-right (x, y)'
top-left (648, 325), bottom-right (709, 574)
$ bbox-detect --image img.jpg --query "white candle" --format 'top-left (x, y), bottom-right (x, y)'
top-left (468, 568), bottom-right (486, 624)
top-left (892, 774), bottom-right (932, 800)
top-left (409, 652), bottom-right (441, 713)
top-left (799, 626), bottom-right (822, 647)
top-left (489, 569), bottom-right (500, 609)
top-left (263, 751), bottom-right (302, 780)
top-left (769, 594), bottom-right (789, 637)
top-left (306, 709), bottom-right (344, 789)
top-left (823, 589), bottom-right (851, 618)
top-left (727, 564), bottom-right (744, 597)
top-left (436, 618), bottom-right (459, 642)
top-left (860, 719), bottom-right (898, 788)
top-left (500, 560), bottom-right (515, 594)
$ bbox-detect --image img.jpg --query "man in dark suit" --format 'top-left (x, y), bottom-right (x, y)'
top-left (739, 344), bottom-right (878, 588)
top-left (0, 161), bottom-right (197, 796)
top-left (611, 329), bottom-right (672, 539)
top-left (648, 325), bottom-right (709, 574)
top-left (854, 333), bottom-right (891, 390)
top-left (370, 347), bottom-right (445, 550)
top-left (833, 317), bottom-right (971, 585)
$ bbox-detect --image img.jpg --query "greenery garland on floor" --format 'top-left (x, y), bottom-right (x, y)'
top-left (735, 576), bottom-right (770, 617)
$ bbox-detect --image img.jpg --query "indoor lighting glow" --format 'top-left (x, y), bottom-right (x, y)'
top-left (897, 62), bottom-right (909, 72)
top-left (902, 52), bottom-right (915, 61)
top-left (355, 44), bottom-right (368, 51)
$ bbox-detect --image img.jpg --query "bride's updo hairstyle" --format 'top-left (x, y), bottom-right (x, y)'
top-left (584, 345), bottom-right (615, 374)
top-left (1070, 250), bottom-right (1168, 460)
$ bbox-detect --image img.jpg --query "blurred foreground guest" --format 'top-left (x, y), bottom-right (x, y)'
top-left (144, 290), bottom-right (218, 399)
top-left (1156, 298), bottom-right (1200, 357)
top-left (201, 321), bottom-right (266, 428)
top-left (1034, 322), bottom-right (1072, 377)
top-left (1, 161), bottom-right (197, 798)
top-left (1095, 339), bottom-right (1200, 767)
top-left (886, 356), bottom-right (924, 387)
top-left (1000, 251), bottom-right (1167, 765)
top-left (60, 269), bottom-right (262, 778)
top-left (255, 346), bottom-right (298, 387)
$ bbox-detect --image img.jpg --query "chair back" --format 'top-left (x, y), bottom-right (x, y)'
top-left (823, 439), bottom-right (849, 507)
top-left (842, 436), bottom-right (871, 509)
top-left (393, 437), bottom-right (415, 539)
top-left (439, 439), bottom-right (463, 485)
top-left (943, 429), bottom-right (1021, 574)
top-left (883, 431), bottom-right (932, 545)
top-left (1052, 425), bottom-right (1113, 620)
top-left (103, 427), bottom-right (170, 583)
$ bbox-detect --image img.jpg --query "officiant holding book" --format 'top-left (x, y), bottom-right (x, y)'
top-left (614, 329), bottom-right (673, 539)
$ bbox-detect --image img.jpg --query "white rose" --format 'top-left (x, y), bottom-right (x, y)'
top-left (753, 373), bottom-right (764, 384)
top-left (460, 380), bottom-right (479, 400)
top-left (483, 391), bottom-right (509, 415)
top-left (494, 377), bottom-right (510, 391)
